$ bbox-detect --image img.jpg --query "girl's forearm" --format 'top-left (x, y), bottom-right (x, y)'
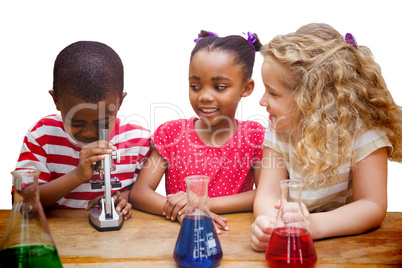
top-left (253, 195), bottom-right (279, 219)
top-left (129, 185), bottom-right (167, 216)
top-left (312, 148), bottom-right (388, 240)
top-left (311, 199), bottom-right (386, 240)
top-left (208, 190), bottom-right (256, 214)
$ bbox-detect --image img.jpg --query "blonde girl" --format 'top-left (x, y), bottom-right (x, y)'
top-left (251, 23), bottom-right (402, 251)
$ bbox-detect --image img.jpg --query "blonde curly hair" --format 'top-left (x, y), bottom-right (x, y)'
top-left (261, 23), bottom-right (402, 180)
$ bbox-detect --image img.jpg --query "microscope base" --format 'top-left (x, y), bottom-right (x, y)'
top-left (88, 204), bottom-right (123, 232)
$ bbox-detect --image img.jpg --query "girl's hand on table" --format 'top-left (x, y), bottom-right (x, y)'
top-left (251, 215), bottom-right (275, 251)
top-left (251, 199), bottom-right (311, 251)
top-left (279, 200), bottom-right (312, 236)
top-left (164, 191), bottom-right (187, 221)
top-left (210, 212), bottom-right (229, 234)
top-left (176, 212), bottom-right (229, 235)
top-left (251, 200), bottom-right (279, 251)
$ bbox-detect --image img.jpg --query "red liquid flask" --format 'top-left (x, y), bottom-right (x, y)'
top-left (173, 175), bottom-right (223, 267)
top-left (265, 180), bottom-right (317, 268)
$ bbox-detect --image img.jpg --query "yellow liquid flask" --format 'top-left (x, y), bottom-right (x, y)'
top-left (266, 180), bottom-right (317, 268)
top-left (0, 169), bottom-right (62, 267)
top-left (173, 175), bottom-right (223, 267)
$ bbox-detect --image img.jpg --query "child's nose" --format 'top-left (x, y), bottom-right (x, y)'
top-left (199, 89), bottom-right (214, 102)
top-left (259, 95), bottom-right (269, 107)
top-left (82, 125), bottom-right (98, 140)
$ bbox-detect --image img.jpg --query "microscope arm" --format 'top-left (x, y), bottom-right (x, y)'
top-left (88, 127), bottom-right (123, 231)
top-left (103, 152), bottom-right (113, 217)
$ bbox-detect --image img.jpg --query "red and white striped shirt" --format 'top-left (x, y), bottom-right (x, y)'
top-left (16, 114), bottom-right (151, 209)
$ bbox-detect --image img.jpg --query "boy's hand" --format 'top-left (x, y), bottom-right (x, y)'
top-left (76, 140), bottom-right (116, 182)
top-left (112, 191), bottom-right (133, 220)
top-left (85, 191), bottom-right (133, 220)
top-left (163, 191), bottom-right (187, 221)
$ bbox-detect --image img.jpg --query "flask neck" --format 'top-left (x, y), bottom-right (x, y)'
top-left (279, 180), bottom-right (303, 204)
top-left (12, 170), bottom-right (40, 204)
top-left (184, 175), bottom-right (210, 216)
top-left (275, 180), bottom-right (307, 230)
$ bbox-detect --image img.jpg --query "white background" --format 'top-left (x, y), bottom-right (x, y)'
top-left (0, 0), bottom-right (400, 211)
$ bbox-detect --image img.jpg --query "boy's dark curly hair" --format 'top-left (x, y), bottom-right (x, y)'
top-left (53, 41), bottom-right (123, 103)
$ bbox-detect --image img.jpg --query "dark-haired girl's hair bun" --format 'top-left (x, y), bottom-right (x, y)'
top-left (194, 30), bottom-right (219, 43)
top-left (251, 33), bottom-right (263, 52)
top-left (197, 30), bottom-right (216, 38)
top-left (244, 32), bottom-right (262, 52)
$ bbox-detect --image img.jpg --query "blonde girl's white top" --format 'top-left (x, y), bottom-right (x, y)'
top-left (263, 128), bottom-right (392, 212)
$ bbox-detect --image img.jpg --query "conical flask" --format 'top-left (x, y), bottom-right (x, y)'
top-left (173, 175), bottom-right (223, 267)
top-left (266, 180), bottom-right (317, 268)
top-left (0, 169), bottom-right (62, 267)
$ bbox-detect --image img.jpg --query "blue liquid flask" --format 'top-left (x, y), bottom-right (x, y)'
top-left (173, 175), bottom-right (223, 267)
top-left (0, 169), bottom-right (62, 268)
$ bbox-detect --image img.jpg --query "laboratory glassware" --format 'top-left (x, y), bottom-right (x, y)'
top-left (173, 175), bottom-right (223, 267)
top-left (0, 169), bottom-right (62, 267)
top-left (266, 180), bottom-right (317, 268)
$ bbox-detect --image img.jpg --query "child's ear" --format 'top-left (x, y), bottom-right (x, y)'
top-left (242, 79), bottom-right (255, 98)
top-left (49, 90), bottom-right (60, 111)
top-left (117, 92), bottom-right (127, 110)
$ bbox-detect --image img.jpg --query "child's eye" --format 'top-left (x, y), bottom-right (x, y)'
top-left (269, 91), bottom-right (277, 97)
top-left (215, 85), bottom-right (227, 91)
top-left (71, 124), bottom-right (85, 128)
top-left (190, 84), bottom-right (200, 91)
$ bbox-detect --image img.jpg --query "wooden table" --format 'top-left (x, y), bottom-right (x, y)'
top-left (0, 209), bottom-right (401, 267)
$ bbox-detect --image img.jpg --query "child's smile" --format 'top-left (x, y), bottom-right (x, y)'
top-left (197, 106), bottom-right (219, 118)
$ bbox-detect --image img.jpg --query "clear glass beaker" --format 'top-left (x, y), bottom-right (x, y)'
top-left (173, 175), bottom-right (223, 267)
top-left (266, 180), bottom-right (317, 268)
top-left (0, 169), bottom-right (62, 267)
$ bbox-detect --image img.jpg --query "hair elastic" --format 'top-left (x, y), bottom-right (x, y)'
top-left (344, 33), bottom-right (358, 49)
top-left (194, 32), bottom-right (218, 43)
top-left (243, 32), bottom-right (257, 51)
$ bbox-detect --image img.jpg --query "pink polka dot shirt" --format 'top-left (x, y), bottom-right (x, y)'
top-left (153, 117), bottom-right (265, 197)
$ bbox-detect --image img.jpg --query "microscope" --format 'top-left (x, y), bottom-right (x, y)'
top-left (88, 127), bottom-right (123, 231)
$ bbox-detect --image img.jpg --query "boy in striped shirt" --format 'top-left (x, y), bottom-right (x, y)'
top-left (15, 41), bottom-right (151, 220)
